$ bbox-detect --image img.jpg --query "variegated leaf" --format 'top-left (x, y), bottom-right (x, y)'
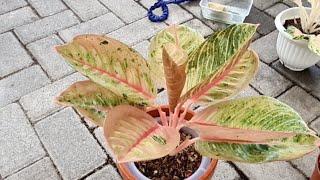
top-left (56, 80), bottom-right (145, 126)
top-left (76, 106), bottom-right (106, 126)
top-left (56, 34), bottom-right (157, 106)
top-left (190, 96), bottom-right (319, 163)
top-left (104, 105), bottom-right (180, 162)
top-left (309, 35), bottom-right (320, 56)
top-left (162, 43), bottom-right (187, 111)
top-left (180, 24), bottom-right (258, 106)
top-left (286, 26), bottom-right (307, 40)
top-left (149, 25), bottom-right (204, 87)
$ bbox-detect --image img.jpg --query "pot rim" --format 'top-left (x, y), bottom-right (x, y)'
top-left (125, 157), bottom-right (213, 180)
top-left (275, 7), bottom-right (311, 46)
top-left (118, 105), bottom-right (218, 180)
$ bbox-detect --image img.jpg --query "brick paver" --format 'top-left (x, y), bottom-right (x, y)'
top-left (278, 86), bottom-right (320, 123)
top-left (100, 0), bottom-right (145, 23)
top-left (1, 0), bottom-right (320, 179)
top-left (62, 0), bottom-right (108, 21)
top-left (0, 32), bottom-right (33, 77)
top-left (0, 7), bottom-right (38, 33)
top-left (28, 0), bottom-right (67, 17)
top-left (235, 161), bottom-right (305, 180)
top-left (14, 10), bottom-right (79, 44)
top-left (0, 0), bottom-right (27, 14)
top-left (19, 73), bottom-right (86, 122)
top-left (86, 165), bottom-right (121, 180)
top-left (5, 157), bottom-right (60, 180)
top-left (59, 12), bottom-right (124, 41)
top-left (251, 62), bottom-right (292, 97)
top-left (0, 65), bottom-right (50, 108)
top-left (35, 108), bottom-right (106, 180)
top-left (0, 103), bottom-right (45, 178)
top-left (26, 35), bottom-right (74, 80)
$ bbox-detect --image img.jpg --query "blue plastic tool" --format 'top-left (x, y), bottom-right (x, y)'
top-left (148, 0), bottom-right (191, 22)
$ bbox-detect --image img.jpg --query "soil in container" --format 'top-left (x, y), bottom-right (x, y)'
top-left (283, 18), bottom-right (320, 36)
top-left (135, 131), bottom-right (202, 180)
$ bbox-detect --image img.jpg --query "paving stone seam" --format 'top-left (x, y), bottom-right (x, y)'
top-left (26, 1), bottom-right (66, 18)
top-left (25, 3), bottom-right (41, 18)
top-left (288, 161), bottom-right (309, 179)
top-left (228, 161), bottom-right (249, 180)
top-left (0, 4), bottom-right (28, 16)
top-left (12, 10), bottom-right (81, 45)
top-left (270, 60), bottom-right (320, 102)
top-left (3, 156), bottom-right (44, 179)
top-left (57, 0), bottom-right (85, 23)
top-left (10, 30), bottom-right (53, 82)
top-left (17, 102), bottom-right (63, 179)
top-left (96, 0), bottom-right (140, 25)
top-left (70, 108), bottom-right (120, 178)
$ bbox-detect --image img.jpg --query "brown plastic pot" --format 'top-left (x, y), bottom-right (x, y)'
top-left (116, 105), bottom-right (218, 180)
top-left (311, 154), bottom-right (320, 180)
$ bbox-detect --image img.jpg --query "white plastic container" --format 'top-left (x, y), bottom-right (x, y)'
top-left (199, 0), bottom-right (253, 24)
top-left (275, 7), bottom-right (320, 71)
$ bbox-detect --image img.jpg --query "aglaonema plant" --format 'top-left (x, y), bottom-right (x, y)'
top-left (55, 23), bottom-right (320, 164)
top-left (286, 0), bottom-right (320, 55)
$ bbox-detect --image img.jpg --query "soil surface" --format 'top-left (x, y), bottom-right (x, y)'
top-left (135, 132), bottom-right (202, 180)
top-left (284, 18), bottom-right (320, 35)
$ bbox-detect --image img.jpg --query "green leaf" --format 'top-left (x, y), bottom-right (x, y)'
top-left (308, 35), bottom-right (320, 56)
top-left (149, 25), bottom-right (204, 87)
top-left (180, 23), bottom-right (258, 105)
top-left (104, 105), bottom-right (180, 162)
top-left (190, 96), bottom-right (319, 163)
top-left (56, 34), bottom-right (157, 106)
top-left (56, 80), bottom-right (146, 126)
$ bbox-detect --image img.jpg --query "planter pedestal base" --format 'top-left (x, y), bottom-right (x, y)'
top-left (279, 60), bottom-right (305, 71)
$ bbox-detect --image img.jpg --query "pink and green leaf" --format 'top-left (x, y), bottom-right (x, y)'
top-left (104, 105), bottom-right (180, 162)
top-left (56, 34), bottom-right (157, 106)
top-left (55, 80), bottom-right (146, 126)
top-left (180, 24), bottom-right (258, 105)
top-left (149, 25), bottom-right (204, 87)
top-left (188, 96), bottom-right (319, 163)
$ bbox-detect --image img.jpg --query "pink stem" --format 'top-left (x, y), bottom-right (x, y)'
top-left (169, 137), bottom-right (199, 156)
top-left (157, 107), bottom-right (168, 126)
top-left (172, 100), bottom-right (192, 128)
top-left (170, 103), bottom-right (181, 128)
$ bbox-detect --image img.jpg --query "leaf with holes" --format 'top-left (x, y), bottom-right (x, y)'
top-left (104, 105), bottom-right (180, 162)
top-left (189, 96), bottom-right (319, 163)
top-left (55, 80), bottom-right (146, 126)
top-left (149, 25), bottom-right (204, 87)
top-left (180, 24), bottom-right (258, 106)
top-left (56, 34), bottom-right (157, 106)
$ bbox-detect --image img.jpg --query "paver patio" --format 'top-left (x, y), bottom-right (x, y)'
top-left (1, 0), bottom-right (320, 179)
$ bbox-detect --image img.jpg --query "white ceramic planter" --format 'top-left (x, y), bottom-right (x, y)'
top-left (275, 7), bottom-right (320, 71)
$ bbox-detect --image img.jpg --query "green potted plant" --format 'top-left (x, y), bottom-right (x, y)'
top-left (55, 24), bottom-right (319, 179)
top-left (275, 0), bottom-right (320, 71)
